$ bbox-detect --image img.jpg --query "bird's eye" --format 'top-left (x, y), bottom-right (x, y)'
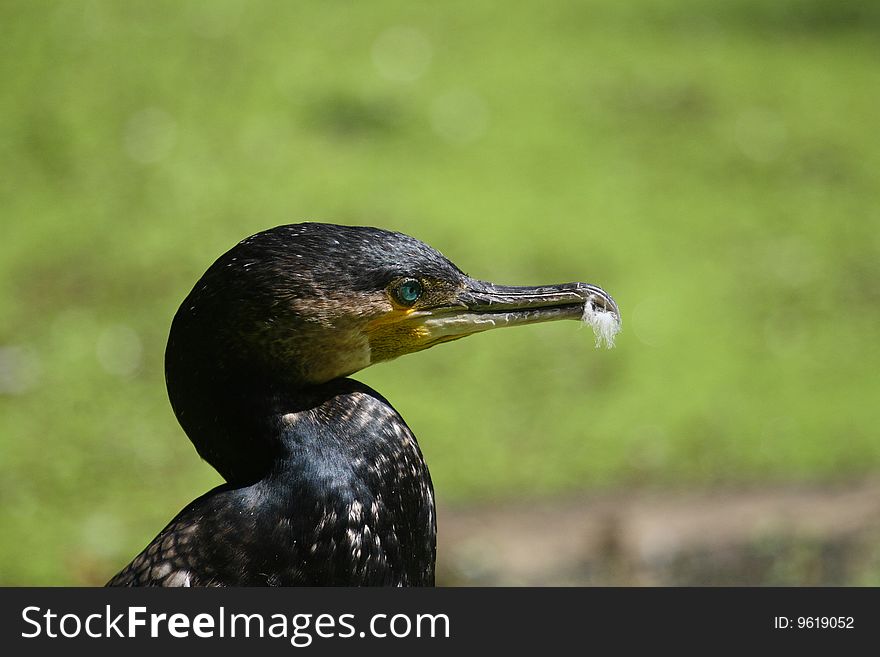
top-left (393, 278), bottom-right (423, 306)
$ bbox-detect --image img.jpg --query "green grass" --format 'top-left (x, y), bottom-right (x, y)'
top-left (1, 0), bottom-right (878, 584)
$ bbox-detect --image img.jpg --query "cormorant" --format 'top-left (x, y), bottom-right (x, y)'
top-left (106, 222), bottom-right (620, 586)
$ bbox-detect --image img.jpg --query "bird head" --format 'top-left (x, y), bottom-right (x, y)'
top-left (168, 222), bottom-right (620, 389)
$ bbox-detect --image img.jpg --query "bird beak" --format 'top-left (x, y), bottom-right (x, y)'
top-left (419, 279), bottom-right (621, 348)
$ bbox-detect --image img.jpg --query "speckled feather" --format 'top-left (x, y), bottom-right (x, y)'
top-left (107, 380), bottom-right (435, 586)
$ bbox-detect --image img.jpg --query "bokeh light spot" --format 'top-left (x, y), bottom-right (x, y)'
top-left (96, 325), bottom-right (143, 378)
top-left (371, 26), bottom-right (432, 83)
top-left (0, 346), bottom-right (42, 396)
top-left (188, 0), bottom-right (245, 39)
top-left (734, 108), bottom-right (787, 163)
top-left (761, 236), bottom-right (821, 289)
top-left (123, 107), bottom-right (177, 164)
top-left (430, 90), bottom-right (490, 144)
top-left (630, 296), bottom-right (673, 348)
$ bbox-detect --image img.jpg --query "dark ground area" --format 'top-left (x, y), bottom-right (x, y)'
top-left (436, 479), bottom-right (880, 585)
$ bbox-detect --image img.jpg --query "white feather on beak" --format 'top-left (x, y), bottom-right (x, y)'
top-left (582, 298), bottom-right (621, 349)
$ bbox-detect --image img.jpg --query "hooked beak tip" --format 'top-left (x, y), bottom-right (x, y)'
top-left (568, 283), bottom-right (621, 348)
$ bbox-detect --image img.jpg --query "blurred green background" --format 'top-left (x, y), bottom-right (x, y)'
top-left (1, 0), bottom-right (879, 586)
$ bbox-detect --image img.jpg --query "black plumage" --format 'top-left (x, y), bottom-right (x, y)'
top-left (107, 222), bottom-right (618, 586)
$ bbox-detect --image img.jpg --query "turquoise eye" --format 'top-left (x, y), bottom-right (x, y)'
top-left (395, 279), bottom-right (423, 305)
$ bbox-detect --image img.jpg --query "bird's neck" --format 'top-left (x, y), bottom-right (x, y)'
top-left (163, 306), bottom-right (292, 482)
top-left (164, 328), bottom-right (437, 584)
top-left (165, 333), bottom-right (388, 484)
